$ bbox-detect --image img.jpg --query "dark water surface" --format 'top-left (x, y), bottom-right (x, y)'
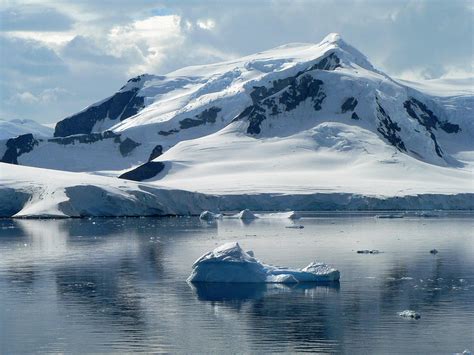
top-left (0, 215), bottom-right (473, 354)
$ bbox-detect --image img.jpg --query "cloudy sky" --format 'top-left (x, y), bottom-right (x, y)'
top-left (0, 0), bottom-right (472, 124)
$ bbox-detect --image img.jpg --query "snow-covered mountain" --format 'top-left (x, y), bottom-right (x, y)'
top-left (0, 33), bottom-right (472, 217)
top-left (0, 119), bottom-right (53, 140)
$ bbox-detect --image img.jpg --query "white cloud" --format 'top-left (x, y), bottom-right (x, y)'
top-left (4, 30), bottom-right (74, 46)
top-left (11, 91), bottom-right (39, 104)
top-left (1, 0), bottom-right (472, 123)
top-left (8, 87), bottom-right (71, 105)
top-left (107, 15), bottom-right (184, 75)
top-left (38, 87), bottom-right (71, 102)
top-left (196, 18), bottom-right (215, 30)
top-left (439, 63), bottom-right (474, 79)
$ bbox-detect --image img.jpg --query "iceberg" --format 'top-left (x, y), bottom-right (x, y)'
top-left (187, 242), bottom-right (340, 283)
top-left (199, 210), bottom-right (222, 221)
top-left (235, 209), bottom-right (258, 220)
top-left (257, 211), bottom-right (301, 219)
top-left (375, 213), bottom-right (405, 219)
top-left (398, 310), bottom-right (421, 319)
top-left (223, 209), bottom-right (258, 220)
top-left (357, 249), bottom-right (381, 254)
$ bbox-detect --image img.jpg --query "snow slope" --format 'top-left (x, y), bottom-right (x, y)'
top-left (0, 163), bottom-right (218, 218)
top-left (0, 119), bottom-right (53, 140)
top-left (146, 121), bottom-right (473, 196)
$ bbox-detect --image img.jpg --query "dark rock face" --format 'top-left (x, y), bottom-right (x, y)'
top-left (351, 112), bottom-right (360, 120)
top-left (48, 131), bottom-right (120, 145)
top-left (119, 138), bottom-right (141, 157)
top-left (403, 97), bottom-right (461, 158)
top-left (119, 161), bottom-right (165, 181)
top-left (52, 131), bottom-right (140, 157)
top-left (1, 134), bottom-right (39, 164)
top-left (121, 74), bottom-right (159, 87)
top-left (307, 52), bottom-right (341, 71)
top-left (376, 100), bottom-right (406, 152)
top-left (158, 129), bottom-right (179, 136)
top-left (179, 107), bottom-right (222, 129)
top-left (54, 88), bottom-right (145, 137)
top-left (1, 131), bottom-right (142, 164)
top-left (148, 145), bottom-right (163, 161)
top-left (404, 98), bottom-right (460, 134)
top-left (234, 53), bottom-right (343, 135)
top-left (246, 74), bottom-right (325, 135)
top-left (341, 97), bottom-right (358, 113)
top-left (236, 76), bottom-right (326, 135)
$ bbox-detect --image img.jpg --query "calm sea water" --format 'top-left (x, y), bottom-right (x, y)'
top-left (0, 214), bottom-right (473, 354)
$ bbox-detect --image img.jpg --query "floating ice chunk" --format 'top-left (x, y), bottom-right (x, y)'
top-left (414, 211), bottom-right (445, 218)
top-left (285, 225), bottom-right (304, 229)
top-left (226, 209), bottom-right (258, 220)
top-left (238, 209), bottom-right (257, 220)
top-left (187, 242), bottom-right (340, 283)
top-left (375, 214), bottom-right (405, 219)
top-left (398, 310), bottom-right (421, 319)
top-left (357, 249), bottom-right (381, 254)
top-left (256, 211), bottom-right (301, 219)
top-left (287, 211), bottom-right (301, 220)
top-left (199, 210), bottom-right (222, 221)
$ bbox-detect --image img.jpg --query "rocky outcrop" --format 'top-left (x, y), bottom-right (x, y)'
top-left (119, 137), bottom-right (141, 157)
top-left (179, 107), bottom-right (222, 129)
top-left (404, 98), bottom-right (460, 134)
top-left (1, 131), bottom-right (141, 164)
top-left (341, 97), bottom-right (358, 113)
top-left (403, 98), bottom-right (460, 158)
top-left (118, 161), bottom-right (165, 181)
top-left (233, 52), bottom-right (345, 135)
top-left (54, 75), bottom-right (151, 137)
top-left (376, 100), bottom-right (406, 152)
top-left (148, 145), bottom-right (163, 161)
top-left (1, 134), bottom-right (39, 164)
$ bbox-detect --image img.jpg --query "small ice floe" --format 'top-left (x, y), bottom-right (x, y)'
top-left (287, 211), bottom-right (301, 220)
top-left (187, 242), bottom-right (340, 283)
top-left (454, 350), bottom-right (473, 355)
top-left (258, 211), bottom-right (301, 219)
top-left (430, 249), bottom-right (439, 255)
top-left (375, 214), bottom-right (405, 219)
top-left (414, 210), bottom-right (445, 218)
top-left (199, 210), bottom-right (222, 221)
top-left (226, 209), bottom-right (258, 220)
top-left (285, 225), bottom-right (304, 229)
top-left (398, 310), bottom-right (421, 319)
top-left (357, 249), bottom-right (381, 254)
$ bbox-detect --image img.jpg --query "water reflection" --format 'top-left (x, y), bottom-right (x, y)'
top-left (190, 281), bottom-right (342, 352)
top-left (190, 282), bottom-right (339, 302)
top-left (0, 216), bottom-right (473, 354)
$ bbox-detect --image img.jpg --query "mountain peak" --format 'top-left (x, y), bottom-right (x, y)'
top-left (320, 32), bottom-right (344, 45)
top-left (317, 33), bottom-right (377, 73)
